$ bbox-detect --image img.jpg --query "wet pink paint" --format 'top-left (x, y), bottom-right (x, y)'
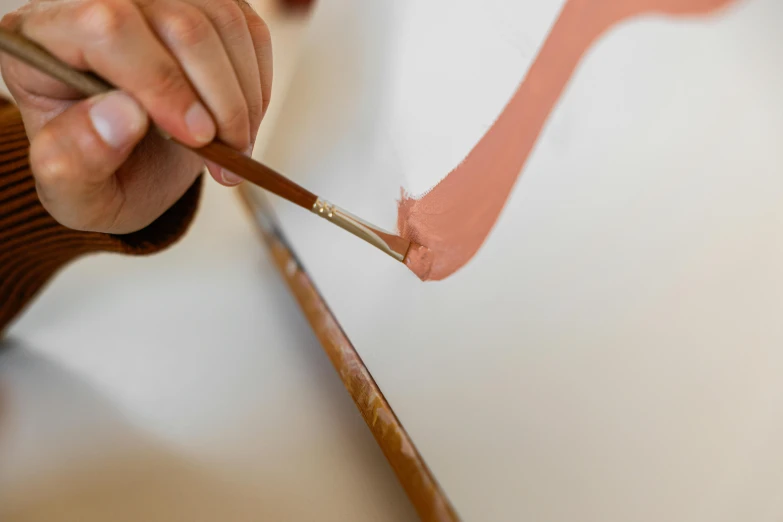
top-left (398, 0), bottom-right (738, 281)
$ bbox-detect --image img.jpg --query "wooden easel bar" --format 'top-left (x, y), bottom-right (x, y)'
top-left (237, 185), bottom-right (460, 522)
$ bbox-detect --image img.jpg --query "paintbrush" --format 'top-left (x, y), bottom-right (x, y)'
top-left (0, 27), bottom-right (432, 277)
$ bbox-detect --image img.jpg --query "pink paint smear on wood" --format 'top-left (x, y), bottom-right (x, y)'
top-left (398, 0), bottom-right (739, 281)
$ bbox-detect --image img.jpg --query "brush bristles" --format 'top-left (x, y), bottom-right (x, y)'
top-left (403, 242), bottom-right (433, 281)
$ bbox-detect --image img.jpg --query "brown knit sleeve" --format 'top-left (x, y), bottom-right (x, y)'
top-left (0, 97), bottom-right (203, 334)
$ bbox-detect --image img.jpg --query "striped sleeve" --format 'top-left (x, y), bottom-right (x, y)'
top-left (0, 97), bottom-right (203, 334)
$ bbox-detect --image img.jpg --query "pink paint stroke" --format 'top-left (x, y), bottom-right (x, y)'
top-left (398, 0), bottom-right (739, 281)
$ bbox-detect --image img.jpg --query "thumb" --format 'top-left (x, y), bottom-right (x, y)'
top-left (29, 91), bottom-right (149, 231)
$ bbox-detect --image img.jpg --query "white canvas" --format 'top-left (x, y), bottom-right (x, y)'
top-left (257, 0), bottom-right (783, 520)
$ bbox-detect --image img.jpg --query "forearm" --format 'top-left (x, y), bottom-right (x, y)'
top-left (0, 97), bottom-right (203, 334)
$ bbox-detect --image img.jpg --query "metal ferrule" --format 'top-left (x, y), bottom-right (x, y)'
top-left (311, 198), bottom-right (410, 262)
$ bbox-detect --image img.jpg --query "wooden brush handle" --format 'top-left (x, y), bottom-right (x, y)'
top-left (0, 27), bottom-right (318, 209)
top-left (0, 28), bottom-right (111, 95)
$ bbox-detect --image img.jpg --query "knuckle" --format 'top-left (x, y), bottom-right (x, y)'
top-left (0, 10), bottom-right (21, 30)
top-left (7, 3), bottom-right (33, 27)
top-left (77, 0), bottom-right (132, 40)
top-left (220, 102), bottom-right (250, 144)
top-left (147, 61), bottom-right (189, 100)
top-left (247, 14), bottom-right (271, 45)
top-left (208, 0), bottom-right (246, 34)
top-left (29, 130), bottom-right (74, 187)
top-left (161, 8), bottom-right (212, 47)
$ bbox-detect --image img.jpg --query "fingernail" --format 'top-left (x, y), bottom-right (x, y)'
top-left (89, 91), bottom-right (147, 149)
top-left (221, 169), bottom-right (243, 186)
top-left (185, 102), bottom-right (216, 144)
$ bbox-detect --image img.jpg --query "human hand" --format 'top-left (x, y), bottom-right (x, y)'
top-left (0, 0), bottom-right (272, 233)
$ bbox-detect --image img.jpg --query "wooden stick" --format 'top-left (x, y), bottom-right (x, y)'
top-left (237, 184), bottom-right (461, 522)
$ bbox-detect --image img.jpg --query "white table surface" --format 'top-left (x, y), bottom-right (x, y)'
top-left (0, 180), bottom-right (416, 521)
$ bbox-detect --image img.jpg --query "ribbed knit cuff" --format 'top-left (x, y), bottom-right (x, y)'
top-left (0, 98), bottom-right (203, 334)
